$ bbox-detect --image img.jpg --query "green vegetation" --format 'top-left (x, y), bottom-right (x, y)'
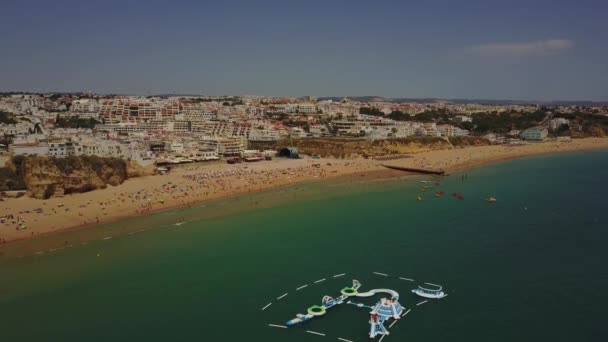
top-left (359, 107), bottom-right (383, 116)
top-left (55, 115), bottom-right (100, 129)
top-left (0, 155), bottom-right (26, 191)
top-left (554, 111), bottom-right (608, 136)
top-left (0, 111), bottom-right (17, 124)
top-left (469, 110), bottom-right (547, 134)
top-left (1, 134), bottom-right (14, 146)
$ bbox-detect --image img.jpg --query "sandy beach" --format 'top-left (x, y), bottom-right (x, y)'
top-left (1, 137), bottom-right (607, 246)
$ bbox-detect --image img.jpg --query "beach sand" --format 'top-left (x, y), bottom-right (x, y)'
top-left (1, 137), bottom-right (607, 246)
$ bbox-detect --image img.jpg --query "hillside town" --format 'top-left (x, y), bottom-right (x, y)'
top-left (1, 93), bottom-right (607, 167)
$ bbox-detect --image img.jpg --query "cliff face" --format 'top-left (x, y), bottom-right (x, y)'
top-left (279, 137), bottom-right (490, 158)
top-left (126, 160), bottom-right (156, 178)
top-left (23, 156), bottom-right (128, 199)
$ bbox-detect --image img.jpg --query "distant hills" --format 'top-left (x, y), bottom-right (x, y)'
top-left (318, 96), bottom-right (608, 106)
top-left (2, 91), bottom-right (606, 106)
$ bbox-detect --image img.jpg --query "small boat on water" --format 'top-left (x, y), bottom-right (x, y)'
top-left (419, 188), bottom-right (427, 193)
top-left (416, 195), bottom-right (422, 201)
top-left (412, 283), bottom-right (446, 299)
top-left (435, 191), bottom-right (445, 198)
top-left (486, 197), bottom-right (497, 203)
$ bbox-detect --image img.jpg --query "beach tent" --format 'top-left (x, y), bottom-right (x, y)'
top-left (278, 147), bottom-right (299, 159)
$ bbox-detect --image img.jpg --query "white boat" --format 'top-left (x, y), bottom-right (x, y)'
top-left (412, 283), bottom-right (446, 299)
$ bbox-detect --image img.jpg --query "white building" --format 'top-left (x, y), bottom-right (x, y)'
top-left (168, 142), bottom-right (185, 154)
top-left (297, 103), bottom-right (316, 114)
top-left (200, 137), bottom-right (246, 157)
top-left (10, 143), bottom-right (49, 156)
top-left (549, 118), bottom-right (570, 130)
top-left (521, 127), bottom-right (548, 141)
top-left (248, 127), bottom-right (279, 141)
top-left (309, 124), bottom-right (329, 137)
top-left (393, 124), bottom-right (414, 138)
top-left (455, 115), bottom-right (473, 123)
top-left (437, 124), bottom-right (470, 137)
top-left (289, 127), bottom-right (307, 138)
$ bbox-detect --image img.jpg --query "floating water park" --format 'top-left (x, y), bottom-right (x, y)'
top-left (266, 273), bottom-right (448, 340)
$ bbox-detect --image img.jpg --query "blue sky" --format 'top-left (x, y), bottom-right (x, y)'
top-left (1, 0), bottom-right (607, 101)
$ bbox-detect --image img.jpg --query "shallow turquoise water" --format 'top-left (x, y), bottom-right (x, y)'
top-left (1, 151), bottom-right (607, 341)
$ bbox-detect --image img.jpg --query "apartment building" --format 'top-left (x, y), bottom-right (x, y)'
top-left (521, 127), bottom-right (548, 141)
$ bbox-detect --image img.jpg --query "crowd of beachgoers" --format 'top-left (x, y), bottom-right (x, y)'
top-left (1, 138), bottom-right (607, 245)
top-left (0, 158), bottom-right (378, 243)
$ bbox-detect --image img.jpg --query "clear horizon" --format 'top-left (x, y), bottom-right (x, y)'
top-left (1, 0), bottom-right (607, 101)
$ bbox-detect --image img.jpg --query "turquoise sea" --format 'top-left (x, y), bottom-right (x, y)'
top-left (1, 151), bottom-right (608, 341)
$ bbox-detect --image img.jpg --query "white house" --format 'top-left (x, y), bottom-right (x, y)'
top-left (549, 118), bottom-right (570, 130)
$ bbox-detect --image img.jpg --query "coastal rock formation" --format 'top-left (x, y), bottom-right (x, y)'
top-left (126, 160), bottom-right (156, 178)
top-left (23, 156), bottom-right (128, 199)
top-left (279, 137), bottom-right (490, 158)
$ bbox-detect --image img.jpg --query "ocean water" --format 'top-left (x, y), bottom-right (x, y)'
top-left (1, 151), bottom-right (607, 342)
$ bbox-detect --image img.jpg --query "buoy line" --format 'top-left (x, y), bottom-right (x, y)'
top-left (416, 300), bottom-right (428, 306)
top-left (268, 324), bottom-right (287, 329)
top-left (314, 278), bottom-right (326, 283)
top-left (296, 284), bottom-right (308, 291)
top-left (261, 303), bottom-right (272, 311)
top-left (307, 330), bottom-right (326, 336)
top-left (373, 272), bottom-right (388, 277)
top-left (276, 293), bottom-right (288, 300)
top-left (398, 277), bottom-right (414, 281)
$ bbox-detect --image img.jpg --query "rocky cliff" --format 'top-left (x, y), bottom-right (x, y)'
top-left (126, 160), bottom-right (156, 178)
top-left (278, 137), bottom-right (491, 158)
top-left (23, 156), bottom-right (129, 199)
